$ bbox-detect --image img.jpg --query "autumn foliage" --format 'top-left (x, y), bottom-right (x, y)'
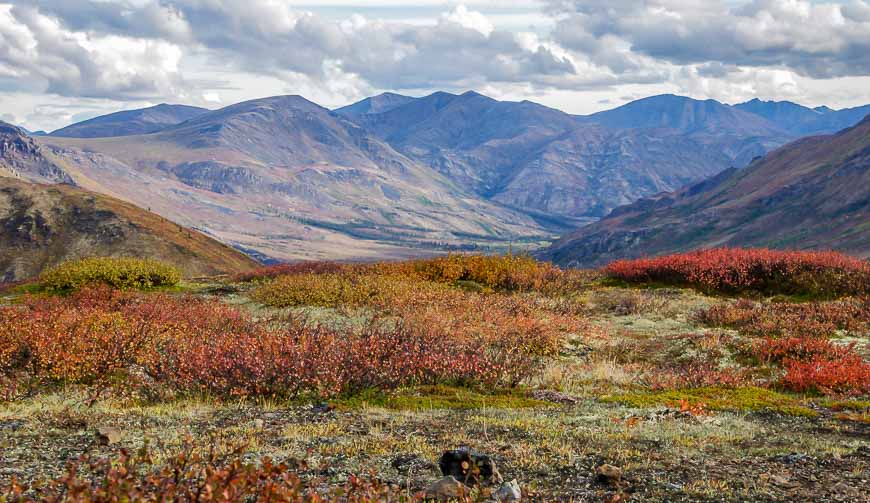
top-left (604, 248), bottom-right (870, 297)
top-left (241, 254), bottom-right (589, 294)
top-left (0, 284), bottom-right (572, 399)
top-left (40, 257), bottom-right (181, 291)
top-left (697, 297), bottom-right (870, 338)
top-left (781, 355), bottom-right (870, 394)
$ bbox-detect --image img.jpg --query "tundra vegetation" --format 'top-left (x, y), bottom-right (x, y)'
top-left (0, 250), bottom-right (868, 501)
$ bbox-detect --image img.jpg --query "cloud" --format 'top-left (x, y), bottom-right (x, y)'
top-left (0, 4), bottom-right (189, 101)
top-left (2, 0), bottom-right (870, 130)
top-left (548, 0), bottom-right (870, 79)
top-left (11, 1), bottom-right (577, 93)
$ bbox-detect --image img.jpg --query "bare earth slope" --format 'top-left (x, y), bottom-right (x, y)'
top-left (541, 116), bottom-right (870, 267)
top-left (0, 177), bottom-right (259, 281)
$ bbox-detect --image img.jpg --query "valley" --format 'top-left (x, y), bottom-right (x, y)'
top-left (3, 91), bottom-right (866, 266)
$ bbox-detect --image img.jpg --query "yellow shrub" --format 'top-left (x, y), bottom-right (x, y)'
top-left (251, 272), bottom-right (450, 308)
top-left (40, 257), bottom-right (181, 291)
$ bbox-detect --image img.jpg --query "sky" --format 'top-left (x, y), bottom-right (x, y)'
top-left (1, 0), bottom-right (869, 132)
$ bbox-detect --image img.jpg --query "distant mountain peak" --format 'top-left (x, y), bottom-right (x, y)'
top-left (334, 92), bottom-right (417, 117)
top-left (50, 103), bottom-right (209, 138)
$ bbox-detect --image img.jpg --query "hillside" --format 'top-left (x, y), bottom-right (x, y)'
top-left (0, 176), bottom-right (259, 281)
top-left (491, 126), bottom-right (733, 219)
top-left (349, 91), bottom-right (581, 196)
top-left (50, 104), bottom-right (209, 138)
top-left (540, 116), bottom-right (870, 267)
top-left (34, 96), bottom-right (546, 261)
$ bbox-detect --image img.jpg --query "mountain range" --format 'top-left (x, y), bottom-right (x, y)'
top-left (3, 91), bottom-right (869, 263)
top-left (541, 115), bottom-right (870, 267)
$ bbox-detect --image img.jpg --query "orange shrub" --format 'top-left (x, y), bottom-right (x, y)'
top-left (0, 288), bottom-right (162, 383)
top-left (605, 248), bottom-right (870, 297)
top-left (0, 286), bottom-right (569, 399)
top-left (251, 272), bottom-right (451, 309)
top-left (406, 254), bottom-right (583, 293)
top-left (232, 261), bottom-right (348, 282)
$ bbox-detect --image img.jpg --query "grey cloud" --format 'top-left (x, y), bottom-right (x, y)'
top-left (0, 3), bottom-right (189, 101)
top-left (549, 0), bottom-right (870, 79)
top-left (14, 0), bottom-right (577, 93)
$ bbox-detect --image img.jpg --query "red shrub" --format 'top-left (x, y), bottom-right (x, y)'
top-left (752, 337), bottom-right (855, 364)
top-left (781, 355), bottom-right (870, 394)
top-left (697, 297), bottom-right (870, 338)
top-left (648, 364), bottom-right (754, 390)
top-left (0, 286), bottom-right (564, 399)
top-left (605, 248), bottom-right (870, 296)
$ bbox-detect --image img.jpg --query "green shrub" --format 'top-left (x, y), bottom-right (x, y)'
top-left (40, 257), bottom-right (181, 291)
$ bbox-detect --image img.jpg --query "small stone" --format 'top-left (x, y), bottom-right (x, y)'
top-left (253, 419), bottom-right (265, 429)
top-left (425, 476), bottom-right (467, 501)
top-left (595, 464), bottom-right (622, 486)
top-left (494, 479), bottom-right (522, 501)
top-left (96, 426), bottom-right (122, 445)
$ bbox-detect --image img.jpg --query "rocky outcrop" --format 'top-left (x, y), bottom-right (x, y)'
top-left (0, 122), bottom-right (73, 184)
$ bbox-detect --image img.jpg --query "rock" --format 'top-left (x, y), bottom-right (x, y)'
top-left (252, 419), bottom-right (265, 429)
top-left (96, 426), bottom-right (122, 445)
top-left (425, 476), bottom-right (467, 501)
top-left (530, 390), bottom-right (578, 405)
top-left (439, 447), bottom-right (503, 486)
top-left (595, 464), bottom-right (622, 486)
top-left (494, 479), bottom-right (522, 501)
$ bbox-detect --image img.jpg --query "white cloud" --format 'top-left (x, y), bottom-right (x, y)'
top-left (1, 0), bottom-right (870, 131)
top-left (0, 4), bottom-right (189, 100)
top-left (549, 0), bottom-right (870, 78)
top-left (442, 5), bottom-right (495, 35)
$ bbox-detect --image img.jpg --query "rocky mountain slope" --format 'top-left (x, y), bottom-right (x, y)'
top-left (735, 98), bottom-right (870, 136)
top-left (50, 104), bottom-right (209, 138)
top-left (0, 176), bottom-right (259, 281)
top-left (577, 94), bottom-right (793, 167)
top-left (34, 96), bottom-right (545, 261)
top-left (0, 121), bottom-right (73, 184)
top-left (343, 92), bottom-right (798, 222)
top-left (540, 116), bottom-right (870, 267)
